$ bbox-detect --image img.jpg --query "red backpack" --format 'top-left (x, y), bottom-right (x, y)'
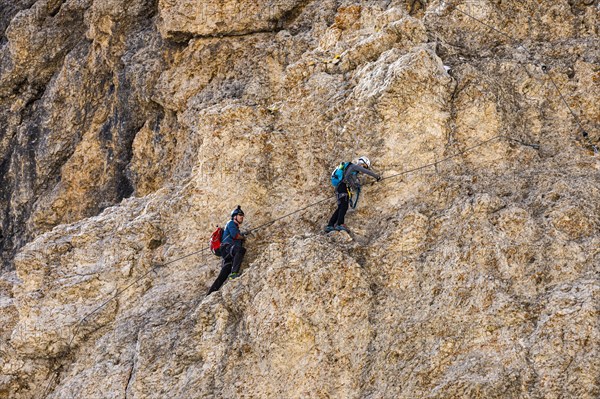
top-left (210, 226), bottom-right (224, 257)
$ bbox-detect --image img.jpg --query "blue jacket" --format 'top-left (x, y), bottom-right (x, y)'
top-left (221, 220), bottom-right (243, 246)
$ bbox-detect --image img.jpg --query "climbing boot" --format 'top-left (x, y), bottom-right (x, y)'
top-left (228, 272), bottom-right (240, 280)
top-left (324, 225), bottom-right (335, 233)
top-left (335, 224), bottom-right (349, 232)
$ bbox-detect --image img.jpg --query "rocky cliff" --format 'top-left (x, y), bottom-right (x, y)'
top-left (1, 0), bottom-right (599, 398)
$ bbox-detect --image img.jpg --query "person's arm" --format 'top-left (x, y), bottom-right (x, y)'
top-left (229, 221), bottom-right (245, 240)
top-left (349, 163), bottom-right (380, 180)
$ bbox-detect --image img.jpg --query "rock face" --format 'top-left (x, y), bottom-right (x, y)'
top-left (158, 0), bottom-right (304, 39)
top-left (1, 0), bottom-right (599, 398)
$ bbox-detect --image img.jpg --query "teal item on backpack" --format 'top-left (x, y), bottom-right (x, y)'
top-left (331, 162), bottom-right (350, 187)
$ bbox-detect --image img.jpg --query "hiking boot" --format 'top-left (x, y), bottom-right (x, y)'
top-left (335, 224), bottom-right (349, 232)
top-left (228, 272), bottom-right (240, 280)
top-left (324, 225), bottom-right (335, 233)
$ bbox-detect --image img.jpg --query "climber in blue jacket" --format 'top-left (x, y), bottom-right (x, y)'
top-left (207, 206), bottom-right (247, 295)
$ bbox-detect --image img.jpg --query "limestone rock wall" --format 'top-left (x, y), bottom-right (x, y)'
top-left (1, 0), bottom-right (599, 398)
top-left (0, 0), bottom-right (165, 268)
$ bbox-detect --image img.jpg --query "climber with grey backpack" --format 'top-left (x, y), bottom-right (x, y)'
top-left (325, 156), bottom-right (381, 233)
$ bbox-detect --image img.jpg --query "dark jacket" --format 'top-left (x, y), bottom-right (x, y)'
top-left (343, 163), bottom-right (380, 189)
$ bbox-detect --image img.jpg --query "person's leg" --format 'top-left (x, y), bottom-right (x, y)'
top-left (230, 246), bottom-right (247, 275)
top-left (207, 247), bottom-right (233, 295)
top-left (328, 183), bottom-right (348, 227)
top-left (207, 261), bottom-right (232, 295)
top-left (336, 184), bottom-right (350, 226)
top-left (327, 208), bottom-right (340, 227)
top-left (336, 196), bottom-right (349, 226)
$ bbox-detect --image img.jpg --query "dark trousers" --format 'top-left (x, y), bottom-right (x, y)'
top-left (328, 182), bottom-right (349, 227)
top-left (207, 244), bottom-right (246, 295)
